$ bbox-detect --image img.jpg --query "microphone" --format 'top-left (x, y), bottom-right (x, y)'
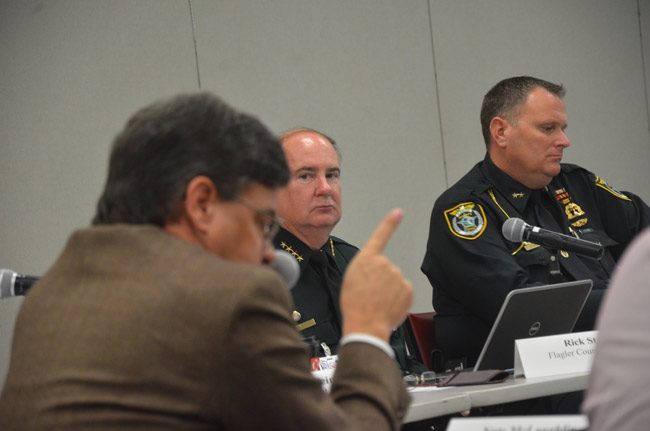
top-left (2, 251), bottom-right (301, 300)
top-left (502, 217), bottom-right (604, 260)
top-left (1, 269), bottom-right (39, 299)
top-left (269, 250), bottom-right (300, 290)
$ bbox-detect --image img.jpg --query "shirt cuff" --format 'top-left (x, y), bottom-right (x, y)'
top-left (340, 333), bottom-right (395, 359)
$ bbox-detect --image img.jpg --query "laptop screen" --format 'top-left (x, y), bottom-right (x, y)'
top-left (473, 279), bottom-right (593, 371)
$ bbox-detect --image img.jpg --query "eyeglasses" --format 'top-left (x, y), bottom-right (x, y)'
top-left (234, 196), bottom-right (282, 241)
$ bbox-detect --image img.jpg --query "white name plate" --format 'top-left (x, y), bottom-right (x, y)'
top-left (514, 330), bottom-right (597, 378)
top-left (447, 415), bottom-right (588, 431)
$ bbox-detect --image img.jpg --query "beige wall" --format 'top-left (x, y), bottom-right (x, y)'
top-left (2, 0), bottom-right (649, 386)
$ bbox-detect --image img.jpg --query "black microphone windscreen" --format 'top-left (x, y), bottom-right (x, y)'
top-left (269, 250), bottom-right (300, 290)
top-left (502, 217), bottom-right (527, 242)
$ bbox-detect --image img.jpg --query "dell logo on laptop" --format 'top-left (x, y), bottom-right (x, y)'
top-left (528, 321), bottom-right (541, 336)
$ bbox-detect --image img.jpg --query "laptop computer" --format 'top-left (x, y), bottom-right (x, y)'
top-left (473, 279), bottom-right (593, 371)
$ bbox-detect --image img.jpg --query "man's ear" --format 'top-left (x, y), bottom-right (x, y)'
top-left (489, 116), bottom-right (510, 149)
top-left (183, 175), bottom-right (220, 234)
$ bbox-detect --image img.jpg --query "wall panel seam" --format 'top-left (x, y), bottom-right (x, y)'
top-left (188, 0), bottom-right (202, 90)
top-left (427, 0), bottom-right (449, 189)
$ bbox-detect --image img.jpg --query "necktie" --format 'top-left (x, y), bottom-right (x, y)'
top-left (530, 189), bottom-right (565, 233)
top-left (530, 190), bottom-right (566, 283)
top-left (310, 250), bottom-right (343, 325)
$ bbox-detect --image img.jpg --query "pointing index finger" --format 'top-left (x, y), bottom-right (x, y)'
top-left (362, 208), bottom-right (404, 255)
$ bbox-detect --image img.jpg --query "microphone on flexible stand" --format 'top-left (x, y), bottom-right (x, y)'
top-left (0, 269), bottom-right (39, 299)
top-left (2, 250), bottom-right (301, 300)
top-left (502, 217), bottom-right (604, 260)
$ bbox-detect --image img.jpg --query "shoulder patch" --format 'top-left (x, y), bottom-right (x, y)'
top-left (595, 176), bottom-right (631, 201)
top-left (443, 202), bottom-right (487, 240)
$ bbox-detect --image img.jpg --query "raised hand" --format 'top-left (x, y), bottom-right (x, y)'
top-left (340, 209), bottom-right (413, 341)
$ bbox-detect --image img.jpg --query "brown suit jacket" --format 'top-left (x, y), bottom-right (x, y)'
top-left (0, 225), bottom-right (409, 430)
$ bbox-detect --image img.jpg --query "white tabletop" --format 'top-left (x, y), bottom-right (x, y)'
top-left (404, 371), bottom-right (589, 423)
top-left (406, 387), bottom-right (471, 423)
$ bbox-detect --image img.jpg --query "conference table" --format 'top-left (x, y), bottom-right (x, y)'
top-left (404, 371), bottom-right (589, 423)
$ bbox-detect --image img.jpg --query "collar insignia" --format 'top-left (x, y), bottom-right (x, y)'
top-left (511, 192), bottom-right (525, 199)
top-left (279, 241), bottom-right (304, 262)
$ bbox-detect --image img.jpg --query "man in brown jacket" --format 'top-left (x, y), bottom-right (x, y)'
top-left (0, 93), bottom-right (411, 430)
